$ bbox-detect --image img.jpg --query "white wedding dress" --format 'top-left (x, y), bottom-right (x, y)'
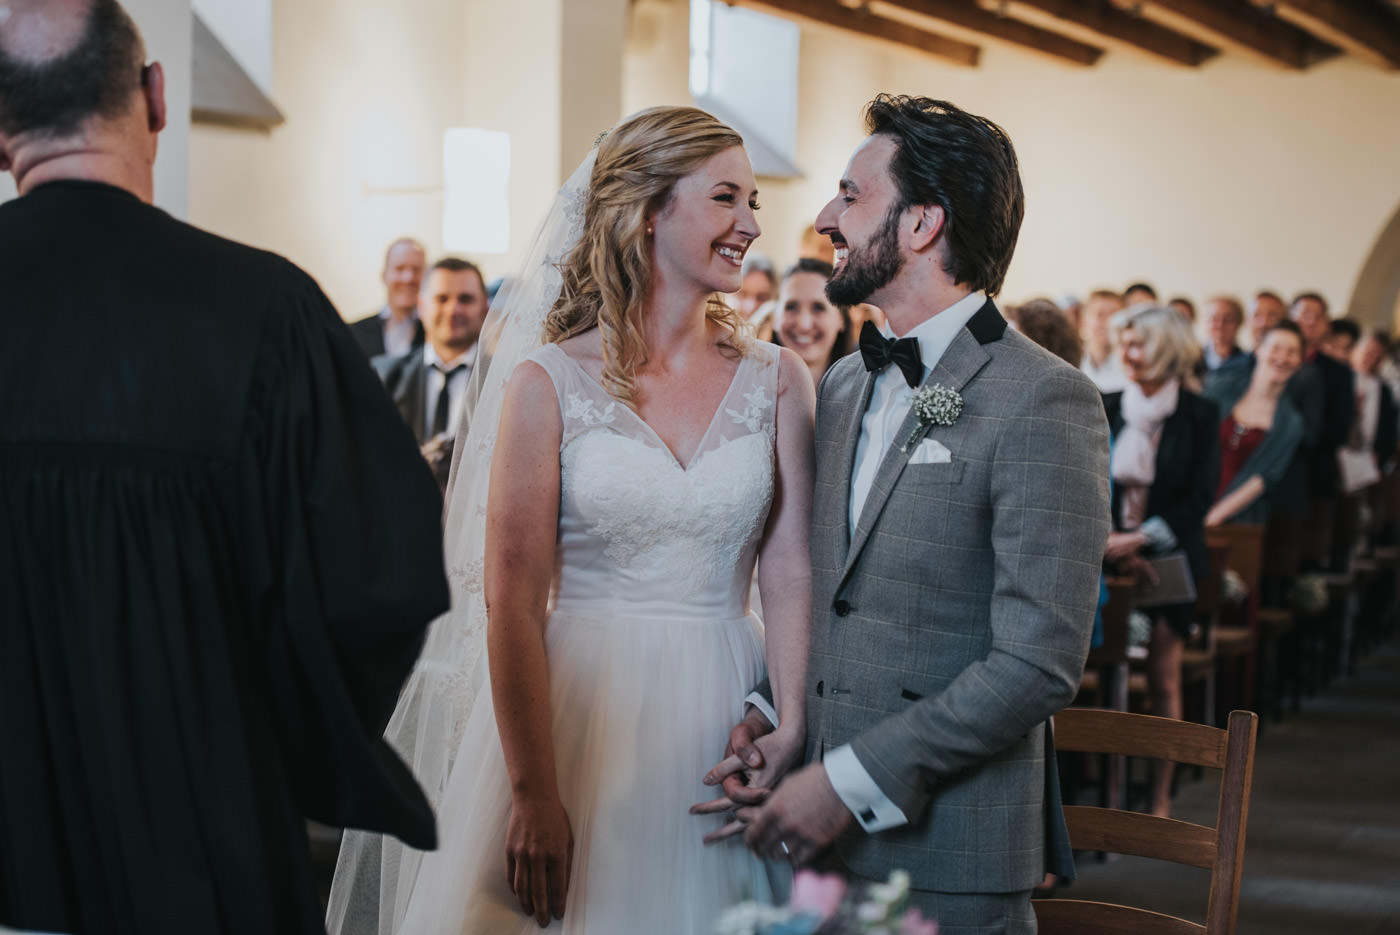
top-left (396, 339), bottom-right (784, 934)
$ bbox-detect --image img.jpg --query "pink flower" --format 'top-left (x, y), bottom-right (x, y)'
top-left (789, 870), bottom-right (846, 920)
top-left (898, 907), bottom-right (939, 935)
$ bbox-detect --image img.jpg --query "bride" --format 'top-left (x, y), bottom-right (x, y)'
top-left (328, 106), bottom-right (815, 934)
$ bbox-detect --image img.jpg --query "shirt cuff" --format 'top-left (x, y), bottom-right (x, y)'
top-left (823, 744), bottom-right (909, 832)
top-left (744, 692), bottom-right (778, 730)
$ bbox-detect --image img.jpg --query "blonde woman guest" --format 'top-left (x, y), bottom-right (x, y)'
top-left (330, 107), bottom-right (816, 935)
top-left (1204, 321), bottom-right (1306, 527)
top-left (1102, 306), bottom-right (1220, 818)
top-left (774, 258), bottom-right (851, 387)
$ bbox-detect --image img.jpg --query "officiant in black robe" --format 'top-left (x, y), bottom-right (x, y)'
top-left (0, 3), bottom-right (447, 933)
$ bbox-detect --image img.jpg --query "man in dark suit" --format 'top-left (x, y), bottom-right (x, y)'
top-left (1203, 296), bottom-right (1246, 371)
top-left (709, 95), bottom-right (1109, 933)
top-left (0, 2), bottom-right (446, 932)
top-left (1292, 292), bottom-right (1355, 500)
top-left (374, 256), bottom-right (489, 489)
top-left (349, 237), bottom-right (427, 358)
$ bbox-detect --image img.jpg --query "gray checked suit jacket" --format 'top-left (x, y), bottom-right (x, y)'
top-left (809, 299), bottom-right (1110, 894)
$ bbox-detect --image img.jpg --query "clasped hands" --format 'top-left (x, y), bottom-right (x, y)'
top-left (689, 708), bottom-right (852, 866)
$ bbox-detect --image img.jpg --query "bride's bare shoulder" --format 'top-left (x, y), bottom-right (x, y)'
top-left (552, 330), bottom-right (606, 378)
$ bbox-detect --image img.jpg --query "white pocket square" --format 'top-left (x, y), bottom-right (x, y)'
top-left (908, 437), bottom-right (952, 465)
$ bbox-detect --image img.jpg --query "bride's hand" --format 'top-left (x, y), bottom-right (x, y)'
top-left (505, 794), bottom-right (574, 927)
top-left (692, 718), bottom-right (805, 844)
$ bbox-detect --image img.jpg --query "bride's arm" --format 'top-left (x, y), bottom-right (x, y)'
top-left (752, 348), bottom-right (817, 781)
top-left (485, 361), bottom-right (572, 927)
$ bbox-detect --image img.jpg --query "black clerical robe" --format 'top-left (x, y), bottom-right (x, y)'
top-left (0, 181), bottom-right (448, 935)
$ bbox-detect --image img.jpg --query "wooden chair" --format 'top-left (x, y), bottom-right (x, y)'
top-left (1036, 708), bottom-right (1259, 935)
top-left (1204, 525), bottom-right (1264, 723)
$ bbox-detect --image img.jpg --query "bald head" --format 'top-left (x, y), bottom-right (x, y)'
top-left (0, 0), bottom-right (146, 139)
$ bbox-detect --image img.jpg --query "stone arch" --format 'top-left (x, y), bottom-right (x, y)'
top-left (1347, 200), bottom-right (1400, 334)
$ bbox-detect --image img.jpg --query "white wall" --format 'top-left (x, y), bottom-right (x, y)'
top-left (624, 1), bottom-right (1400, 317)
top-left (189, 0), bottom-right (625, 319)
top-left (183, 0), bottom-right (1400, 321)
top-left (127, 0), bottom-right (191, 217)
top-left (192, 0), bottom-right (273, 92)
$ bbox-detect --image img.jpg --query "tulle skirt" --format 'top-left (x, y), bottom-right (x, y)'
top-left (397, 605), bottom-right (784, 934)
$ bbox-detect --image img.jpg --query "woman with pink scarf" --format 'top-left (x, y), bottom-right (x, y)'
top-left (1101, 306), bottom-right (1221, 818)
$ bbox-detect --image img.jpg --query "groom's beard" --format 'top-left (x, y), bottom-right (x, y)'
top-left (826, 204), bottom-right (904, 308)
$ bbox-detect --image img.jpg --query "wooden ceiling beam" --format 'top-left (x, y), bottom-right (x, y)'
top-left (1118, 0), bottom-right (1340, 68)
top-left (1249, 0), bottom-right (1400, 69)
top-left (990, 0), bottom-right (1218, 66)
top-left (873, 0), bottom-right (1104, 65)
top-left (724, 0), bottom-right (981, 67)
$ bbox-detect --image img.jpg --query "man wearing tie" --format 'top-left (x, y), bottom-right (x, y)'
top-left (373, 256), bottom-right (488, 490)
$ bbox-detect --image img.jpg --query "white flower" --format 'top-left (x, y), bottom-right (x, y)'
top-left (903, 383), bottom-right (962, 451)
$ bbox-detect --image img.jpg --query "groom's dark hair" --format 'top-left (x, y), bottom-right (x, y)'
top-left (865, 94), bottom-right (1024, 298)
top-left (0, 0), bottom-right (146, 139)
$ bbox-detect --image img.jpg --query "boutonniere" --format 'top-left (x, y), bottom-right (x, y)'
top-left (903, 383), bottom-right (962, 451)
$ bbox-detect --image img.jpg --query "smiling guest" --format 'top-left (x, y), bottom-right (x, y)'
top-left (1103, 305), bottom-right (1219, 818)
top-left (775, 258), bottom-right (851, 386)
top-left (373, 256), bottom-right (489, 489)
top-left (1204, 321), bottom-right (1306, 527)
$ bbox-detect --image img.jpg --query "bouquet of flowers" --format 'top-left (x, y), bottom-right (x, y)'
top-left (714, 870), bottom-right (938, 935)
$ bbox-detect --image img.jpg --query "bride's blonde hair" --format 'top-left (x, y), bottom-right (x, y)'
top-left (543, 106), bottom-right (748, 406)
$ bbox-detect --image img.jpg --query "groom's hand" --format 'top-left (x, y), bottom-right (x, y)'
top-left (738, 762), bottom-right (852, 866)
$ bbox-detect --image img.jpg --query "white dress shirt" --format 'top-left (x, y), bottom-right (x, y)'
top-left (422, 343), bottom-right (477, 440)
top-left (748, 291), bottom-right (988, 834)
top-left (379, 305), bottom-right (421, 359)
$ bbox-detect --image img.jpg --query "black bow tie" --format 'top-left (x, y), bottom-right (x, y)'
top-left (858, 320), bottom-right (923, 388)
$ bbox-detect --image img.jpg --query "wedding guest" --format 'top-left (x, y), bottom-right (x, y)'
top-left (1247, 290), bottom-right (1287, 348)
top-left (1350, 330), bottom-right (1399, 474)
top-left (1204, 322), bottom-right (1306, 526)
top-left (1168, 295), bottom-right (1196, 323)
top-left (1103, 306), bottom-right (1219, 818)
top-left (736, 251), bottom-right (777, 325)
top-left (1291, 291), bottom-right (1354, 505)
top-left (1081, 288), bottom-right (1128, 392)
top-left (0, 3), bottom-right (447, 932)
top-left (1202, 296), bottom-right (1246, 371)
top-left (350, 237), bottom-right (428, 358)
top-left (774, 257), bottom-right (850, 386)
top-left (373, 257), bottom-right (488, 491)
top-left (1016, 298), bottom-right (1082, 367)
top-left (1322, 317), bottom-right (1361, 364)
top-left (1124, 281), bottom-right (1158, 308)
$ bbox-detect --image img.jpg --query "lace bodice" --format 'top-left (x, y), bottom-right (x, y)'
top-left (526, 341), bottom-right (779, 619)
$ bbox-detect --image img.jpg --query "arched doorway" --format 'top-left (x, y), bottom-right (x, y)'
top-left (1348, 201), bottom-right (1400, 335)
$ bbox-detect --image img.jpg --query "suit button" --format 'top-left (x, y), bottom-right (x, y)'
top-left (816, 680), bottom-right (824, 697)
top-left (834, 599), bottom-right (851, 616)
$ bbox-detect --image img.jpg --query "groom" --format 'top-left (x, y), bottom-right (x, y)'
top-left (712, 95), bottom-right (1109, 932)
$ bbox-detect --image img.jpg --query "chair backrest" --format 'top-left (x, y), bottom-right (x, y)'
top-left (1197, 539), bottom-right (1232, 620)
top-left (1206, 523), bottom-right (1264, 601)
top-left (1035, 708), bottom-right (1259, 935)
top-left (1085, 575), bottom-right (1135, 669)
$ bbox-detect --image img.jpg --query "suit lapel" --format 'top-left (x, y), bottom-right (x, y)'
top-left (842, 326), bottom-right (992, 583)
top-left (830, 368), bottom-right (879, 571)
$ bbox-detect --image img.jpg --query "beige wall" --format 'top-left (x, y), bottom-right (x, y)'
top-left (189, 0), bottom-right (624, 321)
top-left (187, 0), bottom-right (1400, 323)
top-left (623, 0), bottom-right (1400, 323)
